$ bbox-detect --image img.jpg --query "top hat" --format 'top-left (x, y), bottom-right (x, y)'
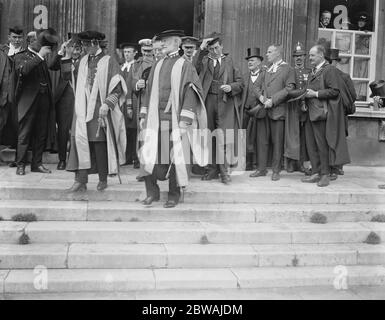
top-left (293, 42), bottom-right (306, 56)
top-left (78, 30), bottom-right (105, 42)
top-left (370, 80), bottom-right (385, 98)
top-left (120, 42), bottom-right (138, 50)
top-left (204, 32), bottom-right (222, 46)
top-left (37, 28), bottom-right (59, 47)
top-left (181, 36), bottom-right (199, 47)
top-left (326, 48), bottom-right (341, 62)
top-left (156, 30), bottom-right (185, 40)
top-left (245, 48), bottom-right (263, 61)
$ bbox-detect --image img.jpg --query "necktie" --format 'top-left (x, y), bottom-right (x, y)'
top-left (214, 59), bottom-right (220, 76)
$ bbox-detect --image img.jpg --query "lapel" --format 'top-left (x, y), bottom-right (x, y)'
top-left (266, 63), bottom-right (286, 86)
top-left (309, 62), bottom-right (328, 83)
top-left (205, 56), bottom-right (214, 75)
top-left (218, 55), bottom-right (227, 79)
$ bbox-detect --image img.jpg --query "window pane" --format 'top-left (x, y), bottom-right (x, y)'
top-left (336, 56), bottom-right (351, 74)
top-left (335, 32), bottom-right (352, 54)
top-left (319, 0), bottom-right (375, 31)
top-left (353, 58), bottom-right (370, 79)
top-left (355, 34), bottom-right (371, 55)
top-left (353, 81), bottom-right (368, 102)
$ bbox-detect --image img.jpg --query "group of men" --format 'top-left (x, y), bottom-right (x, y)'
top-left (0, 25), bottom-right (366, 208)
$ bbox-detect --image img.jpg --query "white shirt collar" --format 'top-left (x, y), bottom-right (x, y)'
top-left (315, 60), bottom-right (326, 71)
top-left (121, 59), bottom-right (135, 71)
top-left (8, 43), bottom-right (22, 56)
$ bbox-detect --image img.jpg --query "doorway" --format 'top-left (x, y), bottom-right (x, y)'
top-left (117, 0), bottom-right (195, 44)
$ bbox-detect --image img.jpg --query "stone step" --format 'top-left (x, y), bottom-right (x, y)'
top-left (1, 243), bottom-right (385, 270)
top-left (1, 221), bottom-right (384, 245)
top-left (0, 200), bottom-right (383, 223)
top-left (0, 149), bottom-right (58, 164)
top-left (6, 286), bottom-right (385, 300)
top-left (2, 266), bottom-right (385, 294)
top-left (1, 184), bottom-right (385, 205)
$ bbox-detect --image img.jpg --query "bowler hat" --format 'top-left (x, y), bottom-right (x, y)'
top-left (157, 30), bottom-right (185, 40)
top-left (245, 47), bottom-right (263, 61)
top-left (326, 48), bottom-right (341, 62)
top-left (78, 30), bottom-right (105, 42)
top-left (120, 42), bottom-right (138, 50)
top-left (37, 28), bottom-right (59, 47)
top-left (293, 42), bottom-right (306, 56)
top-left (370, 80), bottom-right (385, 98)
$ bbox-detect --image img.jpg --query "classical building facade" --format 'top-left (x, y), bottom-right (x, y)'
top-left (0, 0), bottom-right (384, 165)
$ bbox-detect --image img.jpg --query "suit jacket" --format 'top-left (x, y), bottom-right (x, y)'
top-left (256, 62), bottom-right (295, 120)
top-left (240, 70), bottom-right (265, 123)
top-left (194, 49), bottom-right (243, 129)
top-left (14, 48), bottom-right (61, 122)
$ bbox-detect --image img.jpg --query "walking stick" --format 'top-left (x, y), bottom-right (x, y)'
top-left (96, 115), bottom-right (122, 185)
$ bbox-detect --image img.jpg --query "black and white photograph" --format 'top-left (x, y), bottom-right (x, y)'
top-left (0, 0), bottom-right (385, 304)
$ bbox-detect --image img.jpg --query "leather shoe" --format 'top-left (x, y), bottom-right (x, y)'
top-left (97, 181), bottom-right (108, 191)
top-left (16, 165), bottom-right (25, 176)
top-left (286, 162), bottom-right (295, 173)
top-left (66, 182), bottom-right (87, 193)
top-left (133, 161), bottom-right (140, 169)
top-left (329, 173), bottom-right (338, 181)
top-left (301, 174), bottom-right (320, 183)
top-left (136, 175), bottom-right (145, 182)
top-left (163, 200), bottom-right (178, 208)
top-left (31, 165), bottom-right (52, 174)
top-left (250, 170), bottom-right (267, 178)
top-left (317, 175), bottom-right (330, 187)
top-left (378, 185), bottom-right (385, 190)
top-left (221, 175), bottom-right (231, 185)
top-left (201, 172), bottom-right (219, 181)
top-left (57, 161), bottom-right (66, 170)
top-left (9, 161), bottom-right (17, 168)
top-left (141, 196), bottom-right (160, 206)
top-left (271, 172), bottom-right (280, 181)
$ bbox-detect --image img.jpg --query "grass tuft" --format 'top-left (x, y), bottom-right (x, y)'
top-left (19, 233), bottom-right (30, 245)
top-left (310, 213), bottom-right (328, 224)
top-left (371, 215), bottom-right (385, 223)
top-left (200, 235), bottom-right (210, 245)
top-left (364, 232), bottom-right (381, 245)
top-left (12, 213), bottom-right (38, 222)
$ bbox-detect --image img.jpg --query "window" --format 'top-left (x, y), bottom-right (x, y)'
top-left (318, 0), bottom-right (378, 105)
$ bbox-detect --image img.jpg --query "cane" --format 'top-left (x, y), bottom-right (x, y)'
top-left (96, 116), bottom-right (122, 185)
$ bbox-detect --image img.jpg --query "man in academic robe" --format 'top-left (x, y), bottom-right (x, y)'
top-left (138, 29), bottom-right (207, 209)
top-left (0, 27), bottom-right (25, 161)
top-left (55, 35), bottom-right (82, 170)
top-left (239, 47), bottom-right (266, 172)
top-left (285, 42), bottom-right (312, 175)
top-left (195, 33), bottom-right (243, 184)
top-left (302, 45), bottom-right (350, 187)
top-left (14, 28), bottom-right (64, 176)
top-left (326, 48), bottom-right (357, 179)
top-left (66, 30), bottom-right (127, 192)
top-left (254, 44), bottom-right (296, 181)
top-left (120, 42), bottom-right (138, 166)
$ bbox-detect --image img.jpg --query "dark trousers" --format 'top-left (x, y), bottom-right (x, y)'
top-left (305, 118), bottom-right (330, 176)
top-left (16, 92), bottom-right (50, 168)
top-left (126, 128), bottom-right (138, 163)
top-left (75, 141), bottom-right (108, 183)
top-left (206, 93), bottom-right (229, 177)
top-left (56, 87), bottom-right (74, 161)
top-left (255, 117), bottom-right (270, 172)
top-left (144, 164), bottom-right (180, 202)
top-left (260, 118), bottom-right (284, 173)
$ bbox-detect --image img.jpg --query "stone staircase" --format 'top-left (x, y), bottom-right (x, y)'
top-left (0, 165), bottom-right (385, 299)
